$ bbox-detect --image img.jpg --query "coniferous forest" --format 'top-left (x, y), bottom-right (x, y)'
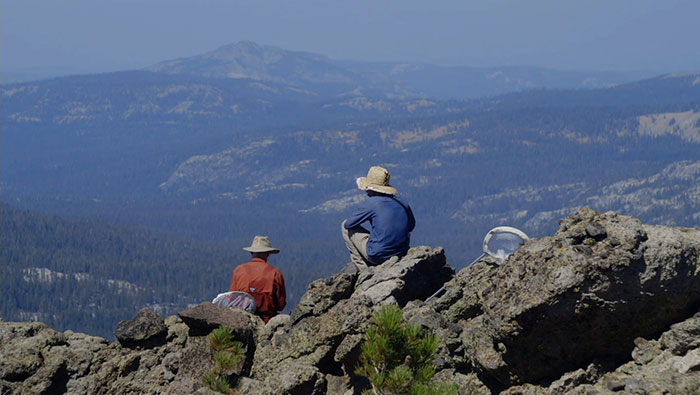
top-left (0, 203), bottom-right (347, 338)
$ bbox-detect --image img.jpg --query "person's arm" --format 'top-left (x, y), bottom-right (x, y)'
top-left (275, 271), bottom-right (287, 312)
top-left (229, 266), bottom-right (239, 292)
top-left (345, 200), bottom-right (373, 229)
top-left (406, 203), bottom-right (416, 232)
top-left (393, 195), bottom-right (416, 232)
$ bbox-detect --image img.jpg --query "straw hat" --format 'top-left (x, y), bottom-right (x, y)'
top-left (356, 166), bottom-right (398, 195)
top-left (243, 236), bottom-right (280, 254)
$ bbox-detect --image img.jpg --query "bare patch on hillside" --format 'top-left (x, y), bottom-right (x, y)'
top-left (440, 137), bottom-right (479, 154)
top-left (294, 130), bottom-right (362, 148)
top-left (159, 139), bottom-right (278, 192)
top-left (381, 120), bottom-right (470, 149)
top-left (300, 193), bottom-right (366, 213)
top-left (325, 97), bottom-right (392, 111)
top-left (638, 111), bottom-right (700, 142)
top-left (560, 129), bottom-right (609, 144)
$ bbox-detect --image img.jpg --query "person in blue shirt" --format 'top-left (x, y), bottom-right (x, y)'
top-left (342, 166), bottom-right (416, 269)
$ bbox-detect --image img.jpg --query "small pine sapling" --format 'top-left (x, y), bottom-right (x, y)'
top-left (203, 325), bottom-right (245, 394)
top-left (356, 305), bottom-right (457, 395)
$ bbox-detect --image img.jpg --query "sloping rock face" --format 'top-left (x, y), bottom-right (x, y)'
top-left (2, 209), bottom-right (699, 394)
top-left (432, 208), bottom-right (700, 387)
top-left (246, 246), bottom-right (454, 394)
top-left (502, 312), bottom-right (700, 395)
top-left (587, 313), bottom-right (700, 394)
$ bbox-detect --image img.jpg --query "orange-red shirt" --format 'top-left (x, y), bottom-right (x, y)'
top-left (229, 257), bottom-right (286, 322)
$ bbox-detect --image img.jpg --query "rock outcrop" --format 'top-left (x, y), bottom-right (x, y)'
top-left (115, 308), bottom-right (168, 349)
top-left (432, 208), bottom-right (700, 388)
top-left (0, 317), bottom-right (189, 394)
top-left (248, 246), bottom-right (454, 394)
top-left (1, 209), bottom-right (700, 394)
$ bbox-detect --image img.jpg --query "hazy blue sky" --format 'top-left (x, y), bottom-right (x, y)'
top-left (2, 0), bottom-right (699, 74)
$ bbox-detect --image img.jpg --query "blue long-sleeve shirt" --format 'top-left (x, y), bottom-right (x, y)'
top-left (344, 194), bottom-right (416, 263)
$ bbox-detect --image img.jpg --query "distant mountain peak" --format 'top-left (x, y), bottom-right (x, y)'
top-left (146, 40), bottom-right (356, 89)
top-left (206, 41), bottom-right (328, 62)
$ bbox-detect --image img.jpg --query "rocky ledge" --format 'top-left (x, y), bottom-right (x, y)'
top-left (2, 208), bottom-right (700, 394)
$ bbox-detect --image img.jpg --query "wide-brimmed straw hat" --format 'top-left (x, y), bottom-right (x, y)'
top-left (243, 236), bottom-right (280, 254)
top-left (356, 166), bottom-right (398, 195)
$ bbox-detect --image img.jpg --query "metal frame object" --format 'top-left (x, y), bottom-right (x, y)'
top-left (425, 226), bottom-right (529, 302)
top-left (482, 226), bottom-right (529, 263)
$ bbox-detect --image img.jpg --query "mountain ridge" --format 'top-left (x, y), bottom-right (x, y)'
top-left (145, 41), bottom-right (658, 99)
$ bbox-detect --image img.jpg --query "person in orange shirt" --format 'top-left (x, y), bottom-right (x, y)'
top-left (229, 236), bottom-right (286, 323)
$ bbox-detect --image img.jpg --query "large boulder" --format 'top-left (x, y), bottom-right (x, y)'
top-left (177, 301), bottom-right (263, 379)
top-left (291, 271), bottom-right (358, 325)
top-left (178, 302), bottom-right (261, 340)
top-left (438, 208), bottom-right (700, 386)
top-left (353, 246), bottom-right (455, 306)
top-left (114, 308), bottom-right (167, 349)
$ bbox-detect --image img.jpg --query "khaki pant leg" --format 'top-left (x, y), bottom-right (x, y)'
top-left (341, 220), bottom-right (373, 269)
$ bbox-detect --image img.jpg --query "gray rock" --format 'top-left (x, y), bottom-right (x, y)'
top-left (631, 338), bottom-right (661, 365)
top-left (353, 246), bottom-right (454, 306)
top-left (432, 369), bottom-right (491, 395)
top-left (164, 315), bottom-right (189, 346)
top-left (167, 335), bottom-right (215, 394)
top-left (547, 364), bottom-right (601, 395)
top-left (443, 208), bottom-right (700, 385)
top-left (0, 322), bottom-right (68, 384)
top-left (605, 377), bottom-right (626, 391)
top-left (234, 376), bottom-right (277, 395)
top-left (333, 333), bottom-right (363, 364)
top-left (178, 302), bottom-right (260, 342)
top-left (325, 373), bottom-right (353, 395)
top-left (291, 272), bottom-right (357, 324)
top-left (585, 222), bottom-right (608, 241)
top-left (258, 313), bottom-right (291, 342)
top-left (162, 351), bottom-right (181, 378)
top-left (659, 312), bottom-right (700, 355)
top-left (252, 296), bottom-right (375, 383)
top-left (247, 245), bottom-right (456, 393)
top-left (543, 305), bottom-right (700, 394)
top-left (115, 308), bottom-right (167, 349)
top-left (500, 383), bottom-right (548, 395)
top-left (194, 386), bottom-right (225, 395)
top-left (673, 348), bottom-right (700, 374)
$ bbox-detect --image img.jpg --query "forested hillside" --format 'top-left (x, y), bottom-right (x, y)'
top-left (0, 203), bottom-right (342, 338)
